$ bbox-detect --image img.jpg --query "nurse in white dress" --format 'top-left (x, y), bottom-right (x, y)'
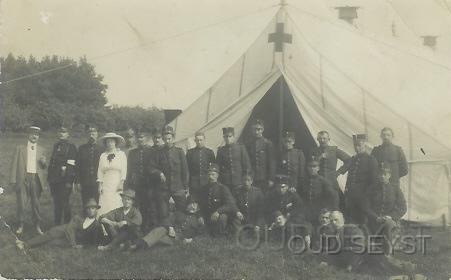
top-left (97, 132), bottom-right (127, 216)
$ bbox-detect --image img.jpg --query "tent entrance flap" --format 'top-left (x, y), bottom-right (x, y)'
top-left (239, 76), bottom-right (316, 155)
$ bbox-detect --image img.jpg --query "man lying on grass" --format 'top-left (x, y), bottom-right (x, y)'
top-left (128, 195), bottom-right (204, 251)
top-left (16, 199), bottom-right (104, 250)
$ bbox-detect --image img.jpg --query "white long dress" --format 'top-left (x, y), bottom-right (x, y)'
top-left (97, 149), bottom-right (127, 216)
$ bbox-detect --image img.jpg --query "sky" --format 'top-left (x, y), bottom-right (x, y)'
top-left (1, 0), bottom-right (451, 110)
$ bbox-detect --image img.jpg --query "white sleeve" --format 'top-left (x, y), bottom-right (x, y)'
top-left (120, 151), bottom-right (127, 181)
top-left (97, 153), bottom-right (105, 183)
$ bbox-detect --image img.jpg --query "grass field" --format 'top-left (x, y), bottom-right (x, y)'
top-left (0, 132), bottom-right (450, 279)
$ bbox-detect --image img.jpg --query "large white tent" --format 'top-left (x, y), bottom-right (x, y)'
top-left (169, 1), bottom-right (451, 225)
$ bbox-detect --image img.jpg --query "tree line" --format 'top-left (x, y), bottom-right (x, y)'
top-left (0, 54), bottom-right (165, 132)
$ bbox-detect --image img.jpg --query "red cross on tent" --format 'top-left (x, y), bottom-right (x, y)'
top-left (268, 22), bottom-right (292, 52)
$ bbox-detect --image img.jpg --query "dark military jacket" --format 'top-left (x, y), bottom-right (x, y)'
top-left (371, 143), bottom-right (408, 184)
top-left (199, 181), bottom-right (238, 217)
top-left (186, 146), bottom-right (215, 190)
top-left (150, 144), bottom-right (189, 192)
top-left (276, 148), bottom-right (306, 190)
top-left (267, 188), bottom-right (304, 217)
top-left (299, 174), bottom-right (339, 223)
top-left (341, 153), bottom-right (378, 196)
top-left (216, 143), bottom-right (251, 186)
top-left (365, 181), bottom-right (406, 221)
top-left (48, 139), bottom-right (78, 185)
top-left (245, 137), bottom-right (275, 182)
top-left (235, 186), bottom-right (265, 226)
top-left (181, 212), bottom-right (205, 239)
top-left (312, 146), bottom-right (350, 183)
top-left (126, 145), bottom-right (151, 189)
top-left (76, 140), bottom-right (103, 186)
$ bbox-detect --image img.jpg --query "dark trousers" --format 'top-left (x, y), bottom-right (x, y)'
top-left (104, 224), bottom-right (139, 247)
top-left (16, 173), bottom-right (42, 226)
top-left (136, 187), bottom-right (158, 232)
top-left (344, 191), bottom-right (367, 225)
top-left (27, 224), bottom-right (69, 248)
top-left (207, 213), bottom-right (240, 236)
top-left (50, 183), bottom-right (72, 225)
top-left (81, 183), bottom-right (99, 206)
top-left (156, 189), bottom-right (187, 228)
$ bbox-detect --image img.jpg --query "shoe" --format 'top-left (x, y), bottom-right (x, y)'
top-left (97, 245), bottom-right (112, 251)
top-left (16, 226), bottom-right (23, 235)
top-left (36, 225), bottom-right (44, 235)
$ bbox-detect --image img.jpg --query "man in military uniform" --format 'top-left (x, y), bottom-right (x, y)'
top-left (244, 119), bottom-right (275, 194)
top-left (370, 127), bottom-right (408, 187)
top-left (198, 163), bottom-right (239, 236)
top-left (267, 174), bottom-right (304, 219)
top-left (126, 129), bottom-right (152, 232)
top-left (186, 131), bottom-right (215, 202)
top-left (340, 134), bottom-right (378, 225)
top-left (235, 173), bottom-right (265, 232)
top-left (76, 125), bottom-right (103, 205)
top-left (300, 156), bottom-right (339, 226)
top-left (216, 127), bottom-right (251, 196)
top-left (150, 125), bottom-right (189, 236)
top-left (48, 126), bottom-right (78, 225)
top-left (276, 131), bottom-right (306, 192)
top-left (312, 131), bottom-right (350, 211)
top-left (364, 165), bottom-right (406, 254)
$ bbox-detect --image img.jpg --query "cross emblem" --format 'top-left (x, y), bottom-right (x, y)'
top-left (268, 22), bottom-right (292, 52)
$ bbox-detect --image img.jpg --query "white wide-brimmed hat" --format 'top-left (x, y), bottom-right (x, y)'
top-left (100, 132), bottom-right (125, 145)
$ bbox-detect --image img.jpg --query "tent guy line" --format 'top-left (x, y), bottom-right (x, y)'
top-left (1, 3), bottom-right (279, 85)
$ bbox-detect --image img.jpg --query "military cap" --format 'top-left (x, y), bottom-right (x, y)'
top-left (222, 127), bottom-right (235, 135)
top-left (57, 126), bottom-right (69, 133)
top-left (120, 189), bottom-right (136, 200)
top-left (162, 125), bottom-right (175, 136)
top-left (282, 130), bottom-right (295, 139)
top-left (186, 195), bottom-right (198, 205)
top-left (251, 119), bottom-right (264, 127)
top-left (273, 210), bottom-right (284, 219)
top-left (194, 131), bottom-right (205, 137)
top-left (352, 134), bottom-right (367, 144)
top-left (307, 155), bottom-right (320, 166)
top-left (152, 128), bottom-right (162, 137)
top-left (86, 124), bottom-right (98, 132)
top-left (27, 126), bottom-right (41, 134)
top-left (274, 174), bottom-right (290, 186)
top-left (208, 163), bottom-right (220, 173)
top-left (84, 198), bottom-right (101, 209)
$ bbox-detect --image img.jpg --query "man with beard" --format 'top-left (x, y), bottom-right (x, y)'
top-left (76, 125), bottom-right (103, 205)
top-left (48, 126), bottom-right (78, 225)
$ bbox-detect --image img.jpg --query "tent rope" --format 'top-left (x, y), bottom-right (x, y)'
top-left (1, 4), bottom-right (280, 85)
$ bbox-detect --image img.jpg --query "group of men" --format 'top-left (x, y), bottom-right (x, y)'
top-left (9, 119), bottom-right (410, 272)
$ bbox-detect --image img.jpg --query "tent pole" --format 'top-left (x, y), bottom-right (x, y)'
top-left (279, 77), bottom-right (284, 150)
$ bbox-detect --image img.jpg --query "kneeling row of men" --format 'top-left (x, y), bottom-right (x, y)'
top-left (16, 156), bottom-right (408, 272)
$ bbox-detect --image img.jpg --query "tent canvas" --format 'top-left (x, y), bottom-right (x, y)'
top-left (169, 1), bottom-right (451, 226)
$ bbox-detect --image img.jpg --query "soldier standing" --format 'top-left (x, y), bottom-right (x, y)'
top-left (370, 127), bottom-right (408, 187)
top-left (150, 125), bottom-right (189, 237)
top-left (312, 131), bottom-right (350, 211)
top-left (216, 127), bottom-right (251, 196)
top-left (300, 157), bottom-right (339, 226)
top-left (198, 164), bottom-right (239, 236)
top-left (126, 129), bottom-right (152, 232)
top-left (76, 125), bottom-right (103, 205)
top-left (234, 173), bottom-right (265, 232)
top-left (276, 131), bottom-right (306, 192)
top-left (186, 131), bottom-right (215, 202)
top-left (341, 134), bottom-right (379, 225)
top-left (244, 119), bottom-right (275, 194)
top-left (48, 126), bottom-right (77, 225)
